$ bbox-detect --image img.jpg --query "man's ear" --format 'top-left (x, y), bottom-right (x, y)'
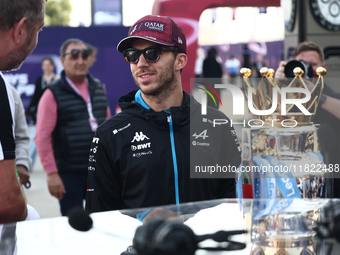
top-left (60, 56), bottom-right (65, 67)
top-left (175, 53), bottom-right (187, 71)
top-left (13, 17), bottom-right (28, 45)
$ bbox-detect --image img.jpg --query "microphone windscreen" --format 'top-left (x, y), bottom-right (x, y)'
top-left (68, 207), bottom-right (93, 232)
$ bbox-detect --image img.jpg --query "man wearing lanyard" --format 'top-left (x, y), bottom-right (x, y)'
top-left (35, 38), bottom-right (111, 216)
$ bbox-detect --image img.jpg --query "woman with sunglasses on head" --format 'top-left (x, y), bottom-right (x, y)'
top-left (34, 38), bottom-right (111, 217)
top-left (28, 57), bottom-right (59, 170)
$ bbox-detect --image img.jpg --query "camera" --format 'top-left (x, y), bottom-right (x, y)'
top-left (284, 59), bottom-right (313, 78)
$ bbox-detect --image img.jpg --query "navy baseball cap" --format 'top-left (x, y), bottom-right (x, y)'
top-left (117, 15), bottom-right (187, 54)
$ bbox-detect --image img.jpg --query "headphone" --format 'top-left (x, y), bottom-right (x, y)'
top-left (132, 217), bottom-right (246, 255)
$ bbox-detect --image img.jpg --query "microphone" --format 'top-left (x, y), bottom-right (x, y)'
top-left (68, 208), bottom-right (137, 255)
top-left (68, 208), bottom-right (93, 232)
top-left (67, 207), bottom-right (131, 240)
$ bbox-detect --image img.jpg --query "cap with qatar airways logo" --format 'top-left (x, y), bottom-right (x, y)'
top-left (117, 15), bottom-right (186, 54)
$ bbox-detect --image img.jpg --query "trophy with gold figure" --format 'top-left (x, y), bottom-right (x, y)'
top-left (237, 67), bottom-right (332, 255)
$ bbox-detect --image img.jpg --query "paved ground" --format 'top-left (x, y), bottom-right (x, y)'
top-left (24, 156), bottom-right (62, 219)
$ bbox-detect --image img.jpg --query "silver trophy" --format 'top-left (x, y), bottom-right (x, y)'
top-left (238, 67), bottom-right (332, 254)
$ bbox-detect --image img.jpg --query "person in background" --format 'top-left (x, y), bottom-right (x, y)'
top-left (202, 47), bottom-right (223, 109)
top-left (11, 85), bottom-right (31, 186)
top-left (302, 176), bottom-right (308, 199)
top-left (27, 57), bottom-right (59, 170)
top-left (0, 0), bottom-right (46, 223)
top-left (275, 41), bottom-right (340, 198)
top-left (86, 43), bottom-right (98, 69)
top-left (35, 38), bottom-right (111, 216)
top-left (252, 54), bottom-right (265, 78)
top-left (225, 54), bottom-right (241, 78)
top-left (194, 47), bottom-right (205, 78)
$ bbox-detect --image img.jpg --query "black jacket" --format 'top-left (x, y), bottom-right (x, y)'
top-left (203, 56), bottom-right (223, 78)
top-left (86, 90), bottom-right (241, 213)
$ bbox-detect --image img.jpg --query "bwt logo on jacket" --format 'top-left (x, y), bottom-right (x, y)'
top-left (131, 143), bottom-right (151, 151)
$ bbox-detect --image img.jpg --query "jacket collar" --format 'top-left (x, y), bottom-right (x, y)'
top-left (118, 90), bottom-right (199, 130)
top-left (57, 70), bottom-right (98, 97)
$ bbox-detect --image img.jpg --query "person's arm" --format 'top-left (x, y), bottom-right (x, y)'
top-left (0, 79), bottom-right (27, 223)
top-left (317, 95), bottom-right (340, 119)
top-left (34, 89), bottom-right (66, 200)
top-left (86, 128), bottom-right (123, 212)
top-left (274, 61), bottom-right (287, 79)
top-left (11, 86), bottom-right (31, 184)
top-left (27, 77), bottom-right (42, 122)
top-left (0, 159), bottom-right (27, 223)
top-left (106, 106), bottom-right (111, 119)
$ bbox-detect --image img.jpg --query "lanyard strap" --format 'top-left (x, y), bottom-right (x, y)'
top-left (65, 76), bottom-right (95, 120)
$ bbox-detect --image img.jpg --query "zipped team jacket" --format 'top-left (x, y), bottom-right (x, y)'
top-left (86, 90), bottom-right (241, 213)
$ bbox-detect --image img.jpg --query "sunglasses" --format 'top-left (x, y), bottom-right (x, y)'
top-left (123, 46), bottom-right (180, 64)
top-left (63, 49), bottom-right (90, 60)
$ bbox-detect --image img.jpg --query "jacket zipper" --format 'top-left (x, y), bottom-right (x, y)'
top-left (165, 109), bottom-right (180, 205)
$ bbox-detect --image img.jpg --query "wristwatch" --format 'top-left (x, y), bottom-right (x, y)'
top-left (319, 94), bottom-right (327, 106)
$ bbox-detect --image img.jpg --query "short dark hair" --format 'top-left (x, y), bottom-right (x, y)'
top-left (208, 47), bottom-right (217, 57)
top-left (292, 41), bottom-right (325, 63)
top-left (41, 57), bottom-right (55, 68)
top-left (168, 46), bottom-right (185, 73)
top-left (60, 38), bottom-right (85, 57)
top-left (0, 0), bottom-right (46, 34)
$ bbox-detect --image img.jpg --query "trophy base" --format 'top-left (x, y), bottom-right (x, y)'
top-left (250, 236), bottom-right (316, 255)
top-left (244, 199), bottom-right (329, 255)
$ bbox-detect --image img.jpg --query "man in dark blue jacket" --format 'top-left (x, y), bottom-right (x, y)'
top-left (86, 15), bottom-right (241, 220)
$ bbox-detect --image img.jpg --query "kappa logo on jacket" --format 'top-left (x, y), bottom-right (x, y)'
top-left (131, 132), bottom-right (149, 143)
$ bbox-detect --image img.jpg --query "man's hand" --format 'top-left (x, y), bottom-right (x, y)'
top-left (143, 208), bottom-right (182, 223)
top-left (47, 173), bottom-right (66, 200)
top-left (274, 61), bottom-right (287, 79)
top-left (17, 165), bottom-right (30, 185)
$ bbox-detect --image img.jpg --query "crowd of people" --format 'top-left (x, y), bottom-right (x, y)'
top-left (296, 175), bottom-right (327, 199)
top-left (1, 0), bottom-right (340, 227)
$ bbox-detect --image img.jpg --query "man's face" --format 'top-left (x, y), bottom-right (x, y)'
top-left (130, 40), bottom-right (177, 97)
top-left (61, 43), bottom-right (89, 82)
top-left (5, 9), bottom-right (45, 71)
top-left (294, 50), bottom-right (326, 78)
